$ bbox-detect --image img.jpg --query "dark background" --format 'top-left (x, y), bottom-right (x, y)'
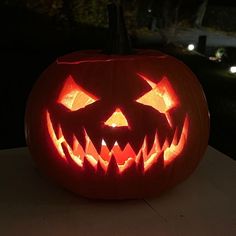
top-left (0, 0), bottom-right (236, 159)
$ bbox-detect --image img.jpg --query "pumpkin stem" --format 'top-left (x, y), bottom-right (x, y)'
top-left (104, 2), bottom-right (133, 54)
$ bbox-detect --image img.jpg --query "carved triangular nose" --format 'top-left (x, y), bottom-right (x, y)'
top-left (104, 108), bottom-right (129, 127)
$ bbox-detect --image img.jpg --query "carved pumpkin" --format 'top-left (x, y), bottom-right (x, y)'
top-left (25, 49), bottom-right (209, 199)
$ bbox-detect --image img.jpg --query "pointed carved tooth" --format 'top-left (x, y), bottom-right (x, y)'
top-left (99, 157), bottom-right (108, 170)
top-left (154, 132), bottom-right (161, 152)
top-left (122, 143), bottom-right (136, 159)
top-left (164, 116), bottom-right (189, 163)
top-left (106, 155), bottom-right (119, 176)
top-left (75, 129), bottom-right (86, 151)
top-left (173, 127), bottom-right (182, 145)
top-left (130, 137), bottom-right (144, 155)
top-left (58, 125), bottom-right (64, 140)
top-left (73, 135), bottom-right (81, 153)
top-left (72, 135), bottom-right (79, 151)
top-left (49, 113), bottom-right (61, 139)
top-left (121, 158), bottom-right (136, 175)
top-left (167, 107), bottom-right (185, 143)
top-left (179, 116), bottom-right (188, 142)
top-left (85, 135), bottom-right (100, 160)
top-left (141, 136), bottom-right (148, 160)
top-left (92, 137), bottom-right (102, 156)
top-left (172, 127), bottom-right (180, 145)
top-left (52, 121), bottom-right (60, 139)
top-left (136, 150), bottom-right (142, 162)
top-left (157, 131), bottom-right (166, 151)
top-left (146, 131), bottom-right (155, 155)
top-left (84, 128), bottom-right (102, 156)
top-left (109, 143), bottom-right (123, 164)
top-left (73, 135), bottom-right (85, 159)
top-left (83, 155), bottom-right (96, 173)
top-left (104, 138), bottom-right (116, 152)
top-left (62, 141), bottom-right (83, 167)
top-left (61, 142), bottom-right (69, 159)
top-left (84, 130), bottom-right (90, 152)
top-left (96, 160), bottom-right (106, 176)
top-left (84, 130), bottom-right (102, 157)
top-left (61, 142), bottom-right (71, 160)
top-left (167, 128), bottom-right (176, 146)
top-left (136, 153), bottom-right (144, 175)
top-left (175, 123), bottom-right (185, 145)
top-left (102, 139), bottom-right (106, 146)
top-left (144, 151), bottom-right (164, 173)
top-left (61, 126), bottom-right (74, 149)
top-left (87, 154), bottom-right (97, 166)
top-left (155, 151), bottom-right (164, 170)
top-left (162, 138), bottom-right (170, 151)
top-left (165, 111), bottom-right (173, 128)
top-left (100, 140), bottom-right (111, 162)
top-left (116, 139), bottom-right (128, 151)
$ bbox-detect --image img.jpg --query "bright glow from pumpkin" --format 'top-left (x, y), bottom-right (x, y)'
top-left (58, 75), bottom-right (98, 111)
top-left (47, 73), bottom-right (189, 175)
top-left (136, 74), bottom-right (179, 113)
top-left (104, 109), bottom-right (129, 127)
top-left (46, 111), bottom-right (189, 173)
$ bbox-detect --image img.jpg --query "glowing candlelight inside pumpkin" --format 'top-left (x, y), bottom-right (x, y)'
top-left (104, 108), bottom-right (129, 127)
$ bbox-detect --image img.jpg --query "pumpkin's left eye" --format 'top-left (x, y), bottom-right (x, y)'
top-left (136, 74), bottom-right (178, 113)
top-left (57, 75), bottom-right (99, 111)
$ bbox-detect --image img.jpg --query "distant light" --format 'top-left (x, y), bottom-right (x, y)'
top-left (209, 56), bottom-right (218, 61)
top-left (187, 44), bottom-right (195, 51)
top-left (229, 66), bottom-right (236, 74)
top-left (147, 8), bottom-right (152, 13)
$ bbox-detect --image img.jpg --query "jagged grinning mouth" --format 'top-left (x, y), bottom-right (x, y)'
top-left (46, 111), bottom-right (189, 173)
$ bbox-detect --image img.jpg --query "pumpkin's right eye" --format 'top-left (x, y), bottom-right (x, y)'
top-left (136, 73), bottom-right (179, 113)
top-left (57, 75), bottom-right (99, 111)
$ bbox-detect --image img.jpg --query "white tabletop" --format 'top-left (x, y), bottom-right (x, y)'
top-left (0, 146), bottom-right (235, 236)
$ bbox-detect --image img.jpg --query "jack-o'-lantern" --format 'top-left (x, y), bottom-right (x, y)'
top-left (25, 4), bottom-right (209, 199)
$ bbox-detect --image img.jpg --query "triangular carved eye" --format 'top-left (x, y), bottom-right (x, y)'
top-left (57, 75), bottom-right (99, 111)
top-left (136, 74), bottom-right (179, 113)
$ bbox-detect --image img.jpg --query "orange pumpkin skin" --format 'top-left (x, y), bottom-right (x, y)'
top-left (25, 50), bottom-right (209, 199)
